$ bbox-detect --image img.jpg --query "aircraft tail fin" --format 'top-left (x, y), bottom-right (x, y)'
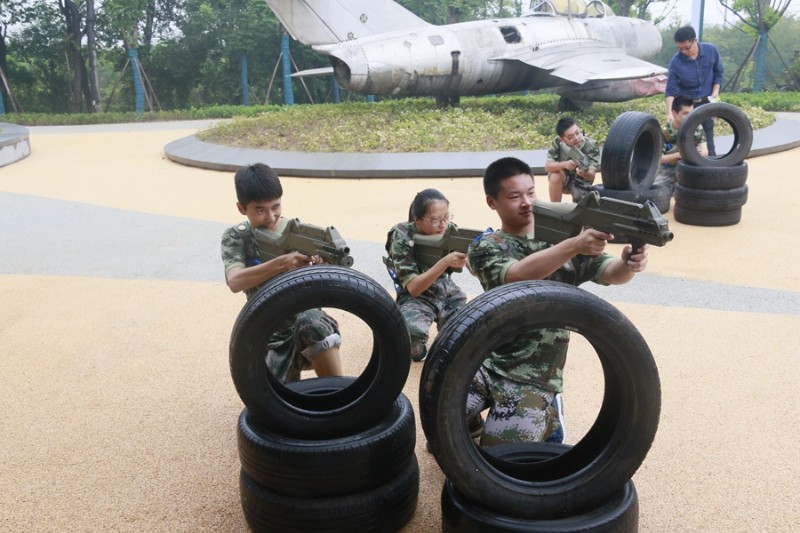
top-left (263, 0), bottom-right (430, 45)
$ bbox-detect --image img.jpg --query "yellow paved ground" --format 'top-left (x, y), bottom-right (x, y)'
top-left (1, 123), bottom-right (798, 532)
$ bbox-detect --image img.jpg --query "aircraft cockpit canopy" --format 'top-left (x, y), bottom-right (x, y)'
top-left (524, 0), bottom-right (615, 18)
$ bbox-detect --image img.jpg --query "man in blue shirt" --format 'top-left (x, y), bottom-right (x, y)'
top-left (665, 26), bottom-right (724, 155)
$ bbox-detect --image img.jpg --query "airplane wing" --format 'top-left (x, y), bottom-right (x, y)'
top-left (495, 41), bottom-right (667, 84)
top-left (290, 67), bottom-right (335, 78)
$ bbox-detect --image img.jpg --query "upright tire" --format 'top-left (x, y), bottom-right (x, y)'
top-left (601, 111), bottom-right (662, 192)
top-left (229, 266), bottom-right (410, 439)
top-left (420, 281), bottom-right (660, 519)
top-left (678, 102), bottom-right (753, 167)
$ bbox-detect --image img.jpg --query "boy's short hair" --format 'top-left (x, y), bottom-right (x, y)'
top-left (556, 117), bottom-right (577, 138)
top-left (674, 26), bottom-right (696, 43)
top-left (672, 95), bottom-right (695, 113)
top-left (483, 157), bottom-right (533, 198)
top-left (234, 163), bottom-right (282, 206)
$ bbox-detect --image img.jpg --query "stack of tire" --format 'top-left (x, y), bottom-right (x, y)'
top-left (420, 282), bottom-right (661, 532)
top-left (595, 111), bottom-right (671, 222)
top-left (673, 102), bottom-right (753, 227)
top-left (229, 266), bottom-right (418, 532)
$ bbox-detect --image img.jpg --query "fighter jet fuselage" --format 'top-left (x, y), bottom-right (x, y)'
top-left (265, 0), bottom-right (667, 104)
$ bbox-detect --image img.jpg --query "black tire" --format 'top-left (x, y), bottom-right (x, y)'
top-left (420, 281), bottom-right (660, 519)
top-left (441, 443), bottom-right (639, 532)
top-left (600, 111), bottom-right (662, 192)
top-left (238, 385), bottom-right (416, 498)
top-left (676, 160), bottom-right (748, 190)
top-left (229, 266), bottom-right (411, 439)
top-left (674, 204), bottom-right (743, 226)
top-left (646, 182), bottom-right (672, 214)
top-left (678, 102), bottom-right (753, 167)
top-left (674, 183), bottom-right (748, 211)
top-left (239, 455), bottom-right (419, 532)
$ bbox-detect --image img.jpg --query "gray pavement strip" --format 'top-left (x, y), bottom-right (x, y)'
top-left (1, 192), bottom-right (797, 316)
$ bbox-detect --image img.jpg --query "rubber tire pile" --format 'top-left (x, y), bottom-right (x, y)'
top-left (228, 266), bottom-right (417, 532)
top-left (420, 282), bottom-right (661, 532)
top-left (673, 102), bottom-right (753, 227)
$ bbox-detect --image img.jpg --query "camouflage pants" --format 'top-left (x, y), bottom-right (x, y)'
top-left (653, 164), bottom-right (678, 192)
top-left (397, 276), bottom-right (467, 359)
top-left (550, 170), bottom-right (595, 202)
top-left (265, 308), bottom-right (341, 384)
top-left (466, 366), bottom-right (565, 447)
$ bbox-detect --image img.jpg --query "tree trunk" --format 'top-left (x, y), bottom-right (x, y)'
top-left (61, 0), bottom-right (88, 112)
top-left (752, 29), bottom-right (769, 91)
top-left (86, 0), bottom-right (101, 113)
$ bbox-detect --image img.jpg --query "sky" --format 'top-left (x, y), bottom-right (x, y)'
top-left (667, 0), bottom-right (800, 28)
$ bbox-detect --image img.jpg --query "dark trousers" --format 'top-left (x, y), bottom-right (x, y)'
top-left (694, 98), bottom-right (716, 156)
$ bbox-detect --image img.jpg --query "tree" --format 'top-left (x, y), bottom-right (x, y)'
top-left (718, 0), bottom-right (794, 91)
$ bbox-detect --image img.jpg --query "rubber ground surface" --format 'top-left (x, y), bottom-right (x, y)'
top-left (1, 119), bottom-right (798, 532)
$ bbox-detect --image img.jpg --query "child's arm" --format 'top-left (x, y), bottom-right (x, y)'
top-left (225, 251), bottom-right (315, 294)
top-left (404, 252), bottom-right (466, 297)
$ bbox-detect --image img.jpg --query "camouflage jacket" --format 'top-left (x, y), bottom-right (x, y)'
top-left (547, 136), bottom-right (601, 182)
top-left (384, 220), bottom-right (460, 293)
top-left (662, 121), bottom-right (706, 167)
top-left (467, 230), bottom-right (614, 392)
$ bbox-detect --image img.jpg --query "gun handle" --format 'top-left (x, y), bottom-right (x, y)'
top-left (628, 239), bottom-right (644, 261)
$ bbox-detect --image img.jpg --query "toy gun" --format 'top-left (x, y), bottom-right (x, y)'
top-left (560, 142), bottom-right (588, 170)
top-left (533, 191), bottom-right (674, 252)
top-left (254, 218), bottom-right (354, 267)
top-left (411, 225), bottom-right (486, 273)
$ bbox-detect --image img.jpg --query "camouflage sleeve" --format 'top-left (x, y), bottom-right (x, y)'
top-left (386, 226), bottom-right (419, 289)
top-left (574, 252), bottom-right (616, 286)
top-left (584, 137), bottom-right (601, 171)
top-left (546, 137), bottom-right (561, 163)
top-left (694, 127), bottom-right (706, 146)
top-left (467, 233), bottom-right (518, 291)
top-left (221, 225), bottom-right (248, 273)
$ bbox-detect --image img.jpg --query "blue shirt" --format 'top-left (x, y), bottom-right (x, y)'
top-left (665, 42), bottom-right (724, 99)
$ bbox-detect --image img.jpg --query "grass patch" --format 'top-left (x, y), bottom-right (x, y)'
top-left (197, 94), bottom-right (774, 153)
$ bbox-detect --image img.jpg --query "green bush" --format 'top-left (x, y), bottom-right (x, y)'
top-left (2, 92), bottom-right (787, 151)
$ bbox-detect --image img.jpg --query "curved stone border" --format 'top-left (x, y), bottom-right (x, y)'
top-left (164, 113), bottom-right (800, 179)
top-left (0, 123), bottom-right (31, 168)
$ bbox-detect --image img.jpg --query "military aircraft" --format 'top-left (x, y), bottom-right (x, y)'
top-left (264, 0), bottom-right (667, 109)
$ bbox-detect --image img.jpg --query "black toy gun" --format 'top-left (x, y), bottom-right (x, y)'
top-left (533, 191), bottom-right (674, 251)
top-left (411, 225), bottom-right (486, 273)
top-left (254, 218), bottom-right (354, 267)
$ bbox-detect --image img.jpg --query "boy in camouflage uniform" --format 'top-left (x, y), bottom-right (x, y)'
top-left (220, 163), bottom-right (342, 383)
top-left (654, 95), bottom-right (708, 192)
top-left (465, 157), bottom-right (649, 446)
top-left (545, 117), bottom-right (601, 203)
top-left (384, 189), bottom-right (468, 362)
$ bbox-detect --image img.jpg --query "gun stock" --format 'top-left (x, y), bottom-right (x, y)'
top-left (254, 218), bottom-right (354, 267)
top-left (412, 225), bottom-right (485, 272)
top-left (533, 191), bottom-right (674, 250)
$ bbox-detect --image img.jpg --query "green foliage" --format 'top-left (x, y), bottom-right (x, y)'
top-left (193, 94), bottom-right (775, 152)
top-left (721, 91), bottom-right (800, 111)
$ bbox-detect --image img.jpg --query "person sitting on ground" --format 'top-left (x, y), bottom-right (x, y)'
top-left (545, 117), bottom-right (601, 203)
top-left (220, 163), bottom-right (342, 383)
top-left (655, 95), bottom-right (708, 193)
top-left (466, 157), bottom-right (649, 446)
top-left (383, 189), bottom-right (469, 362)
